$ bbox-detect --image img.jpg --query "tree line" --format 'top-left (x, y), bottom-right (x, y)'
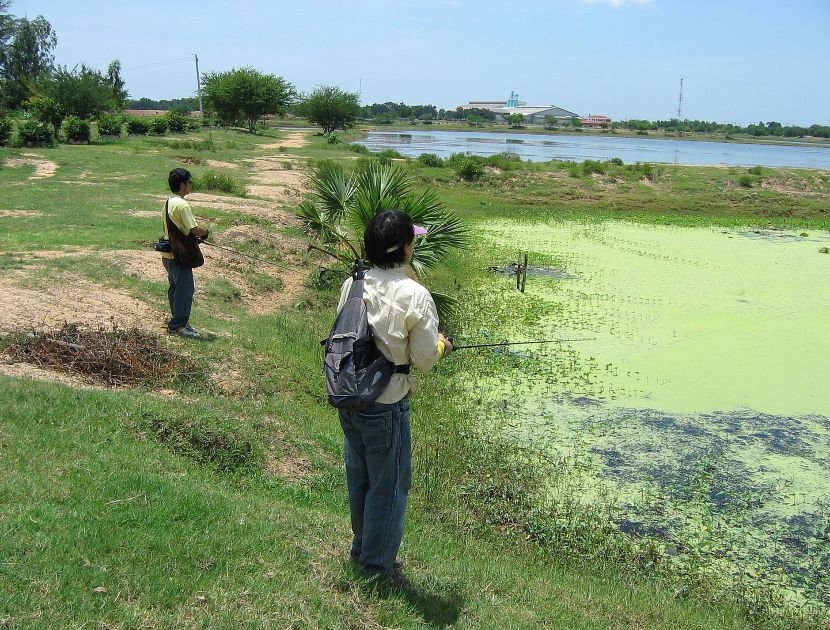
top-left (616, 118), bottom-right (830, 139)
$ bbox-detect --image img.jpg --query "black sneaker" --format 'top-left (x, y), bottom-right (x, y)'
top-left (349, 552), bottom-right (403, 571)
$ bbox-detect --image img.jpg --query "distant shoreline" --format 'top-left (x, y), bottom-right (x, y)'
top-left (271, 119), bottom-right (830, 150)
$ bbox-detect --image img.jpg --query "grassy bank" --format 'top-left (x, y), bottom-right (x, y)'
top-left (1, 129), bottom-right (827, 627)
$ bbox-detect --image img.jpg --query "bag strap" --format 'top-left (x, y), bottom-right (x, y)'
top-left (347, 259), bottom-right (366, 300)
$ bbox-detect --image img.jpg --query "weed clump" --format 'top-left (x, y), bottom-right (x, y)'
top-left (193, 169), bottom-right (246, 196)
top-left (418, 152), bottom-right (444, 167)
top-left (3, 323), bottom-right (202, 387)
top-left (448, 153), bottom-right (486, 180)
top-left (141, 413), bottom-right (259, 473)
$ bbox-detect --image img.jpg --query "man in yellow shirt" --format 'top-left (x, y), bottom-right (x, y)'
top-left (162, 168), bottom-right (209, 338)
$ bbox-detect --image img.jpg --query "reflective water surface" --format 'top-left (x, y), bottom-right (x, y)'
top-left (358, 129), bottom-right (830, 168)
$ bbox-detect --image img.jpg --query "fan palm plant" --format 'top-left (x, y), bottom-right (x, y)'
top-left (297, 160), bottom-right (469, 309)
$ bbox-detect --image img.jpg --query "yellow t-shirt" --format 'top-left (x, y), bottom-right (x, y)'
top-left (161, 196), bottom-right (198, 260)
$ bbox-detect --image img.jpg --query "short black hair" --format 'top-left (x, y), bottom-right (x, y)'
top-left (168, 168), bottom-right (192, 193)
top-left (364, 210), bottom-right (415, 268)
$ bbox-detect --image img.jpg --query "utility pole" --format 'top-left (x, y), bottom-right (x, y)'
top-left (677, 78), bottom-right (684, 120)
top-left (194, 53), bottom-right (203, 117)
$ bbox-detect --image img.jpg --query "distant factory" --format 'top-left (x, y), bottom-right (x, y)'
top-left (458, 92), bottom-right (610, 126)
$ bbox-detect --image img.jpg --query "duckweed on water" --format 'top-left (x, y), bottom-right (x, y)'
top-left (459, 220), bottom-right (830, 615)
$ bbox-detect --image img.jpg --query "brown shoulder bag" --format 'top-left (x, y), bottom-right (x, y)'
top-left (165, 199), bottom-right (204, 269)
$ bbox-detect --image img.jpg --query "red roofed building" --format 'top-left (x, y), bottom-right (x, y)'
top-left (581, 114), bottom-right (612, 127)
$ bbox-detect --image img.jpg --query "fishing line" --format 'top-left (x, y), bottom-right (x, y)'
top-left (200, 240), bottom-right (294, 270)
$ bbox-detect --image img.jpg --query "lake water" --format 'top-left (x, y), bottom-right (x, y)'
top-left (357, 129), bottom-right (830, 169)
top-left (470, 221), bottom-right (830, 608)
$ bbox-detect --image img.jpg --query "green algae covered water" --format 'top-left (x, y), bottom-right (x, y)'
top-left (473, 220), bottom-right (830, 609)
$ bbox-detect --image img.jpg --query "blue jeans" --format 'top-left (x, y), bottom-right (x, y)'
top-left (339, 399), bottom-right (412, 574)
top-left (162, 258), bottom-right (194, 331)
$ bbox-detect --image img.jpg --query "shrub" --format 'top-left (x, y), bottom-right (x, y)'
top-left (62, 115), bottom-right (91, 142)
top-left (610, 157), bottom-right (624, 166)
top-left (418, 153), bottom-right (444, 167)
top-left (193, 170), bottom-right (246, 196)
top-left (581, 160), bottom-right (606, 176)
top-left (378, 148), bottom-right (403, 160)
top-left (324, 132), bottom-right (341, 144)
top-left (486, 152), bottom-right (522, 171)
top-left (186, 118), bottom-right (202, 132)
top-left (455, 156), bottom-right (485, 181)
top-left (96, 113), bottom-right (123, 137)
top-left (165, 111), bottom-right (188, 133)
top-left (345, 143), bottom-right (370, 155)
top-left (149, 117), bottom-right (168, 135)
top-left (747, 166), bottom-right (763, 176)
top-left (738, 174), bottom-right (753, 188)
top-left (0, 117), bottom-right (12, 146)
top-left (17, 120), bottom-right (55, 147)
top-left (126, 117), bottom-right (150, 135)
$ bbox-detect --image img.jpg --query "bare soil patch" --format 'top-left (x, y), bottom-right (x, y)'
top-left (219, 225), bottom-right (305, 256)
top-left (0, 210), bottom-right (42, 218)
top-left (126, 210), bottom-right (161, 219)
top-left (204, 159), bottom-right (240, 170)
top-left (0, 271), bottom-right (164, 333)
top-left (185, 192), bottom-right (298, 226)
top-left (100, 246), bottom-right (307, 316)
top-left (4, 156), bottom-right (58, 179)
top-left (260, 131), bottom-right (309, 149)
top-left (0, 360), bottom-right (96, 389)
top-left (761, 176), bottom-right (825, 197)
top-left (247, 157), bottom-right (309, 204)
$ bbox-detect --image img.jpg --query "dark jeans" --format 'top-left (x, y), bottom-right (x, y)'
top-left (339, 399), bottom-right (412, 574)
top-left (162, 257), bottom-right (194, 331)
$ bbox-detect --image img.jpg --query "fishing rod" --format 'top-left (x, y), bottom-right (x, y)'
top-left (447, 337), bottom-right (594, 350)
top-left (200, 240), bottom-right (294, 270)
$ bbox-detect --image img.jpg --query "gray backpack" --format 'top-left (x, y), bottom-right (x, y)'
top-left (322, 260), bottom-right (408, 410)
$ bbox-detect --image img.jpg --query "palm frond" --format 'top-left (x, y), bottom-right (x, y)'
top-left (307, 161), bottom-right (357, 220)
top-left (355, 163), bottom-right (410, 213)
top-left (430, 290), bottom-right (457, 323)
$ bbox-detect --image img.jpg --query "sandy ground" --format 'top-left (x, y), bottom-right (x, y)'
top-left (185, 192), bottom-right (301, 225)
top-left (4, 155), bottom-right (59, 179)
top-left (0, 270), bottom-right (165, 333)
top-left (260, 131), bottom-right (309, 150)
top-left (0, 210), bottom-right (42, 217)
top-left (204, 159), bottom-right (240, 170)
top-left (247, 157), bottom-right (309, 203)
top-left (0, 360), bottom-right (99, 389)
top-left (101, 242), bottom-right (307, 316)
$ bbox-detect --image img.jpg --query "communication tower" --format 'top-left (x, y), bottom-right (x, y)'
top-left (677, 78), bottom-right (684, 120)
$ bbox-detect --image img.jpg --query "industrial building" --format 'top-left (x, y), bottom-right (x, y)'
top-left (457, 92), bottom-right (582, 124)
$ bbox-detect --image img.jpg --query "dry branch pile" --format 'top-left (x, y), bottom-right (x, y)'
top-left (4, 324), bottom-right (201, 387)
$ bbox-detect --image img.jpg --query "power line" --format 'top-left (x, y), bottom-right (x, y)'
top-left (124, 57), bottom-right (192, 72)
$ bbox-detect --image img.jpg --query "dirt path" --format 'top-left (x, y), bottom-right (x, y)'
top-left (4, 155), bottom-right (59, 179)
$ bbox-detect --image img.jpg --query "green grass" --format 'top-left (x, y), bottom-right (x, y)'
top-left (2, 127), bottom-right (828, 627)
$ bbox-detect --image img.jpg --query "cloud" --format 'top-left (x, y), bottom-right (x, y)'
top-left (579, 0), bottom-right (655, 7)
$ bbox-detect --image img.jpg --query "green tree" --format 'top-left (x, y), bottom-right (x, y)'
top-left (106, 59), bottom-right (128, 110)
top-left (543, 115), bottom-right (557, 130)
top-left (507, 113), bottom-right (524, 128)
top-left (201, 67), bottom-right (295, 132)
top-left (2, 15), bottom-right (56, 109)
top-left (45, 65), bottom-right (116, 122)
top-left (295, 161), bottom-right (468, 311)
top-left (299, 85), bottom-right (361, 134)
top-left (26, 94), bottom-right (61, 130)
